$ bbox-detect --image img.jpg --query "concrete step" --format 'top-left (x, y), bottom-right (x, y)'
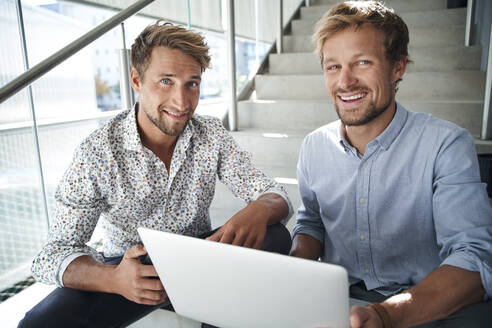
top-left (269, 46), bottom-right (481, 75)
top-left (403, 101), bottom-right (483, 137)
top-left (284, 26), bottom-right (465, 53)
top-left (302, 0), bottom-right (447, 19)
top-left (238, 99), bottom-right (339, 130)
top-left (476, 139), bottom-right (492, 155)
top-left (255, 71), bottom-right (485, 101)
top-left (230, 129), bottom-right (306, 168)
top-left (292, 8), bottom-right (466, 34)
top-left (238, 99), bottom-right (484, 137)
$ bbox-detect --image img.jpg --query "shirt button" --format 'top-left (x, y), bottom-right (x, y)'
top-left (362, 162), bottom-right (368, 166)
top-left (365, 268), bottom-right (369, 274)
top-left (360, 234), bottom-right (366, 241)
top-left (359, 198), bottom-right (365, 203)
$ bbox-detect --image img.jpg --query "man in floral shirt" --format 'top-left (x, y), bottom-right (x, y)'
top-left (19, 21), bottom-right (292, 328)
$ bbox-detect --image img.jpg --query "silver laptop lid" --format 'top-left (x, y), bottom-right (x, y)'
top-left (138, 227), bottom-right (349, 328)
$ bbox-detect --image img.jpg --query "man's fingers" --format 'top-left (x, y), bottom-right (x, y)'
top-left (219, 229), bottom-right (235, 244)
top-left (252, 235), bottom-right (263, 250)
top-left (139, 289), bottom-right (167, 302)
top-left (349, 305), bottom-right (366, 328)
top-left (124, 244), bottom-right (147, 259)
top-left (252, 229), bottom-right (266, 249)
top-left (138, 264), bottom-right (159, 278)
top-left (135, 291), bottom-right (168, 305)
top-left (243, 233), bottom-right (257, 248)
top-left (231, 230), bottom-right (248, 246)
top-left (139, 277), bottom-right (165, 291)
top-left (206, 229), bottom-right (223, 242)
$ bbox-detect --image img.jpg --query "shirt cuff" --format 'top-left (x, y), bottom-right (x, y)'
top-left (56, 252), bottom-right (87, 287)
top-left (440, 251), bottom-right (492, 300)
top-left (440, 251), bottom-right (480, 273)
top-left (292, 226), bottom-right (324, 244)
top-left (255, 187), bottom-right (294, 225)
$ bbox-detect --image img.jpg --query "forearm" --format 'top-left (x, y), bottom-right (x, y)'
top-left (251, 192), bottom-right (289, 225)
top-left (289, 233), bottom-right (322, 260)
top-left (382, 265), bottom-right (485, 327)
top-left (62, 255), bottom-right (116, 293)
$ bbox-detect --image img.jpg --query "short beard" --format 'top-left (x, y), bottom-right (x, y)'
top-left (144, 105), bottom-right (190, 137)
top-left (335, 96), bottom-right (393, 127)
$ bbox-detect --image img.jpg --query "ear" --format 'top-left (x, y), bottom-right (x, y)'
top-left (391, 56), bottom-right (407, 84)
top-left (130, 68), bottom-right (141, 93)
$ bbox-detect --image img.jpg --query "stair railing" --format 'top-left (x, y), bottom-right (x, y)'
top-left (236, 0), bottom-right (307, 104)
top-left (465, 0), bottom-right (474, 47)
top-left (464, 0), bottom-right (491, 140)
top-left (0, 0), bottom-right (155, 229)
top-left (482, 22), bottom-right (492, 140)
top-left (0, 0), bottom-right (155, 105)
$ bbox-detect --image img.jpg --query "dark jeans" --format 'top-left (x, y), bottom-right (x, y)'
top-left (18, 223), bottom-right (292, 328)
top-left (350, 281), bottom-right (492, 328)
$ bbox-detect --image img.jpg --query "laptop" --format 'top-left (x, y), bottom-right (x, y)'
top-left (138, 227), bottom-right (349, 328)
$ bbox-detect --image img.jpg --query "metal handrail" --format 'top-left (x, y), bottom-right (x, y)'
top-left (15, 0), bottom-right (50, 229)
top-left (0, 0), bottom-right (154, 104)
top-left (481, 21), bottom-right (492, 140)
top-left (226, 0), bottom-right (238, 131)
top-left (236, 0), bottom-right (306, 103)
top-left (277, 0), bottom-right (284, 54)
top-left (465, 0), bottom-right (474, 47)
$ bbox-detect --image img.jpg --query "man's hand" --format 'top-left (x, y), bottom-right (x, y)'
top-left (206, 203), bottom-right (268, 249)
top-left (206, 193), bottom-right (288, 249)
top-left (111, 244), bottom-right (168, 305)
top-left (350, 305), bottom-right (383, 328)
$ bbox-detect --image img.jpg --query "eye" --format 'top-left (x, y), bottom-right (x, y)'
top-left (160, 78), bottom-right (172, 85)
top-left (325, 64), bottom-right (340, 72)
top-left (187, 80), bottom-right (200, 88)
top-left (359, 60), bottom-right (370, 65)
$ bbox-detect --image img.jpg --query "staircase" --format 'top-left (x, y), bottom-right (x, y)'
top-left (210, 0), bottom-right (489, 232)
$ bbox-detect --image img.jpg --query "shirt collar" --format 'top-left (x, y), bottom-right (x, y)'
top-left (335, 102), bottom-right (408, 153)
top-left (121, 103), bottom-right (142, 151)
top-left (373, 102), bottom-right (408, 151)
top-left (337, 122), bottom-right (352, 152)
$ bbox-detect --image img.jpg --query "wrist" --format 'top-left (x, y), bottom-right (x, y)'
top-left (104, 264), bottom-right (120, 294)
top-left (247, 199), bottom-right (273, 225)
top-left (368, 303), bottom-right (392, 328)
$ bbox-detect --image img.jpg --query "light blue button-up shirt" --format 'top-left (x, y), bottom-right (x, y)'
top-left (293, 103), bottom-right (492, 298)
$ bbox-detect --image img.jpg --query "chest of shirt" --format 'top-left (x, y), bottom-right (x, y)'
top-left (99, 140), bottom-right (220, 212)
top-left (306, 136), bottom-right (438, 227)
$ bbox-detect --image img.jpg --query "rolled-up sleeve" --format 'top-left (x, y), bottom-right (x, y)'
top-left (433, 128), bottom-right (492, 298)
top-left (215, 119), bottom-right (293, 223)
top-left (31, 141), bottom-right (105, 286)
top-left (292, 136), bottom-right (325, 242)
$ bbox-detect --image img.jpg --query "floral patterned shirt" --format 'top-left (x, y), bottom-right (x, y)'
top-left (31, 106), bottom-right (292, 286)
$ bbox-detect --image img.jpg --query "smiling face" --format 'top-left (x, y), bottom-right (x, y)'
top-left (131, 46), bottom-right (202, 137)
top-left (322, 25), bottom-right (405, 127)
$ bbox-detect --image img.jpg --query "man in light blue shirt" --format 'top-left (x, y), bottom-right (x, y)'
top-left (290, 1), bottom-right (492, 327)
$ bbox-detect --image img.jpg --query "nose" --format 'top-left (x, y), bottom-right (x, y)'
top-left (337, 67), bottom-right (358, 90)
top-left (170, 86), bottom-right (188, 112)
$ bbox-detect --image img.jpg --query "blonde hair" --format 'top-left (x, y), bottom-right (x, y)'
top-left (131, 20), bottom-right (211, 79)
top-left (313, 1), bottom-right (409, 65)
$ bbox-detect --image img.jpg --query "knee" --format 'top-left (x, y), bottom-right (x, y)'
top-left (17, 307), bottom-right (45, 328)
top-left (17, 287), bottom-right (89, 328)
top-left (18, 306), bottom-right (81, 328)
top-left (262, 223), bottom-right (292, 255)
